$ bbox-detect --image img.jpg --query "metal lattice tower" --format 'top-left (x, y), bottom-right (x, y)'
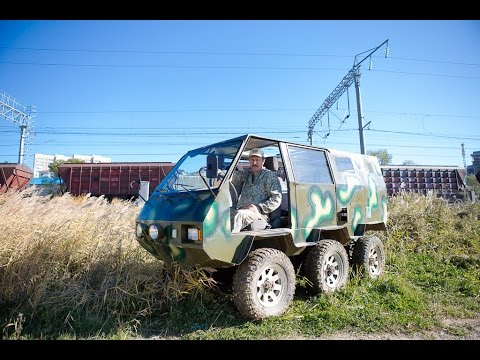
top-left (0, 91), bottom-right (36, 165)
top-left (307, 40), bottom-right (389, 153)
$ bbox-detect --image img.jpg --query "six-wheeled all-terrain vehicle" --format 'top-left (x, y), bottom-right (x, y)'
top-left (135, 134), bottom-right (388, 320)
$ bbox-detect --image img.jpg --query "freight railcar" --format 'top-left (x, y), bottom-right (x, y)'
top-left (0, 164), bottom-right (33, 194)
top-left (380, 165), bottom-right (467, 201)
top-left (57, 162), bottom-right (175, 200)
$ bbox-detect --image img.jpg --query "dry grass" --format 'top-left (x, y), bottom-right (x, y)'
top-left (0, 189), bottom-right (216, 339)
top-left (1, 189), bottom-right (478, 339)
top-left (387, 192), bottom-right (480, 260)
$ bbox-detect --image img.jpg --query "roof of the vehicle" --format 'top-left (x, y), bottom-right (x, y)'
top-left (194, 133), bottom-right (331, 152)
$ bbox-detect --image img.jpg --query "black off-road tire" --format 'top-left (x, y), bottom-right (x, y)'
top-left (303, 239), bottom-right (349, 295)
top-left (352, 235), bottom-right (385, 278)
top-left (232, 248), bottom-right (296, 320)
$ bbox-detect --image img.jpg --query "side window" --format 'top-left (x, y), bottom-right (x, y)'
top-left (335, 156), bottom-right (355, 173)
top-left (288, 146), bottom-right (333, 184)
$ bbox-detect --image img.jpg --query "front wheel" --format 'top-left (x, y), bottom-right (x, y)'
top-left (232, 248), bottom-right (295, 320)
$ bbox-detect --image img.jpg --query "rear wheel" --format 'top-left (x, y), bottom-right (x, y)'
top-left (352, 235), bottom-right (385, 278)
top-left (232, 248), bottom-right (295, 320)
top-left (304, 239), bottom-right (349, 294)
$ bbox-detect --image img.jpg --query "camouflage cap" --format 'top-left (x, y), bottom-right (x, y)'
top-left (249, 148), bottom-right (264, 158)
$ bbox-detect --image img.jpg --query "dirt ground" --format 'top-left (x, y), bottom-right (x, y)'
top-left (149, 315), bottom-right (480, 340)
top-left (312, 316), bottom-right (480, 340)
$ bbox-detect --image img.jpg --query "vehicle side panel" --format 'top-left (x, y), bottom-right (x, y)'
top-left (328, 150), bottom-right (388, 236)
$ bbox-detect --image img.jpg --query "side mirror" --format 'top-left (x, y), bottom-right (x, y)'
top-left (206, 154), bottom-right (218, 178)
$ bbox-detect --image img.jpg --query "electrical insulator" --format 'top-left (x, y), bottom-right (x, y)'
top-left (385, 47), bottom-right (389, 58)
top-left (368, 57), bottom-right (373, 70)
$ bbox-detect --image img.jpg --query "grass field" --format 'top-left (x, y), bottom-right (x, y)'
top-left (1, 189), bottom-right (479, 340)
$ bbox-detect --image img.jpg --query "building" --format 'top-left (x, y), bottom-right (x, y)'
top-left (33, 153), bottom-right (112, 178)
top-left (471, 151), bottom-right (480, 175)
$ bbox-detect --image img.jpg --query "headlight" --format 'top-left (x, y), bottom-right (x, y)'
top-left (149, 224), bottom-right (159, 240)
top-left (136, 223), bottom-right (143, 238)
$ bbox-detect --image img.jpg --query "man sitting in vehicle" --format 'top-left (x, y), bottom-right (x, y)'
top-left (231, 148), bottom-right (282, 232)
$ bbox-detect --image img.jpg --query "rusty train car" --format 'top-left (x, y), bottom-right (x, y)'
top-left (381, 165), bottom-right (467, 201)
top-left (0, 164), bottom-right (33, 194)
top-left (54, 161), bottom-right (468, 202)
top-left (57, 162), bottom-right (175, 200)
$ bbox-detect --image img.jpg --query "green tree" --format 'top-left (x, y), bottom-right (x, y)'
top-left (49, 158), bottom-right (86, 194)
top-left (465, 174), bottom-right (480, 194)
top-left (48, 158), bottom-right (86, 178)
top-left (48, 159), bottom-right (65, 178)
top-left (367, 149), bottom-right (392, 166)
top-left (402, 160), bottom-right (416, 166)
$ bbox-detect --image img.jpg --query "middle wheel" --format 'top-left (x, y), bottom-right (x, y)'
top-left (304, 239), bottom-right (349, 295)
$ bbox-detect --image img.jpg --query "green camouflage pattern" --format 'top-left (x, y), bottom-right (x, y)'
top-left (136, 134), bottom-right (387, 268)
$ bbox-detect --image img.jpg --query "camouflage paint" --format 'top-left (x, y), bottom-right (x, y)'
top-left (137, 182), bottom-right (249, 266)
top-left (136, 134), bottom-right (388, 269)
top-left (351, 206), bottom-right (363, 234)
top-left (337, 173), bottom-right (362, 205)
top-left (328, 149), bottom-right (387, 237)
top-left (381, 195), bottom-right (388, 223)
top-left (137, 191), bottom-right (214, 222)
top-left (367, 174), bottom-right (379, 210)
top-left (293, 183), bottom-right (336, 242)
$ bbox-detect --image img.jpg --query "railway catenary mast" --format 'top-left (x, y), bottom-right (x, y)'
top-left (0, 91), bottom-right (36, 165)
top-left (307, 40), bottom-right (389, 154)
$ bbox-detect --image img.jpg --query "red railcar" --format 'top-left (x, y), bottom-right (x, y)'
top-left (0, 164), bottom-right (33, 194)
top-left (57, 162), bottom-right (175, 199)
top-left (381, 165), bottom-right (467, 201)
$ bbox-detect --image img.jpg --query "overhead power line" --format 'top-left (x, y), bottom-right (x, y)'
top-left (0, 46), bottom-right (352, 58)
top-left (0, 108), bottom-right (475, 119)
top-left (1, 61), bottom-right (479, 79)
top-left (3, 46), bottom-right (480, 67)
top-left (1, 126), bottom-right (478, 141)
top-left (0, 61), bottom-right (347, 71)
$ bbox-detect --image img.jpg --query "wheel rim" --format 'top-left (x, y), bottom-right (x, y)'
top-left (323, 253), bottom-right (344, 288)
top-left (256, 265), bottom-right (286, 308)
top-left (368, 247), bottom-right (380, 275)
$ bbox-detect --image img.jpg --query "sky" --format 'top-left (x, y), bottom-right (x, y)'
top-left (0, 20), bottom-right (479, 172)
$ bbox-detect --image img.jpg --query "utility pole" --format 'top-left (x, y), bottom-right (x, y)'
top-left (354, 68), bottom-right (366, 154)
top-left (0, 91), bottom-right (36, 165)
top-left (461, 143), bottom-right (466, 169)
top-left (307, 40), bottom-right (389, 154)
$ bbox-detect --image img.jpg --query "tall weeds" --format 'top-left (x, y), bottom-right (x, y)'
top-left (0, 189), bottom-right (478, 339)
top-left (0, 190), bottom-right (216, 339)
top-left (387, 192), bottom-right (480, 260)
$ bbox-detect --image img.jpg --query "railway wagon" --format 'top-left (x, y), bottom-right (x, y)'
top-left (57, 162), bottom-right (175, 199)
top-left (381, 165), bottom-right (467, 201)
top-left (0, 164), bottom-right (33, 194)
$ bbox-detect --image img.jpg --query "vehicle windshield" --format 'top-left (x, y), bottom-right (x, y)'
top-left (153, 139), bottom-right (243, 194)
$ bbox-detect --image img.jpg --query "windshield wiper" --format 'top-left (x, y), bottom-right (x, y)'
top-left (176, 183), bottom-right (198, 200)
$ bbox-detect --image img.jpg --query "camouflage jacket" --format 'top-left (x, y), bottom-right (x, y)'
top-left (232, 168), bottom-right (282, 214)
